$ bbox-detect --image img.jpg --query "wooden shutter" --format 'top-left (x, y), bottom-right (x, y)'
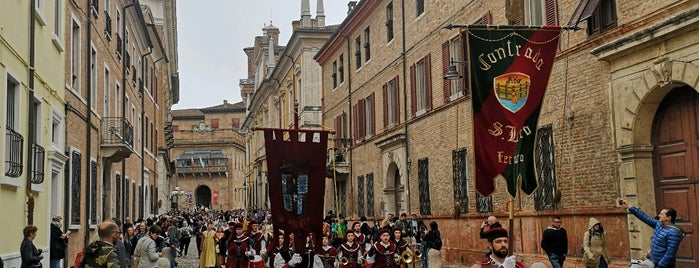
top-left (370, 92), bottom-right (376, 136)
top-left (461, 33), bottom-right (469, 97)
top-left (545, 0), bottom-right (559, 26)
top-left (393, 76), bottom-right (400, 124)
top-left (334, 116), bottom-right (341, 147)
top-left (353, 103), bottom-right (358, 141)
top-left (359, 98), bottom-right (366, 140)
top-left (410, 64), bottom-right (417, 117)
top-left (383, 83), bottom-right (388, 128)
top-left (425, 54), bottom-right (433, 111)
top-left (442, 41), bottom-right (451, 104)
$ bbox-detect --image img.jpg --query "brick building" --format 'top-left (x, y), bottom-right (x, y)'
top-left (316, 0), bottom-right (699, 267)
top-left (170, 100), bottom-right (247, 211)
top-left (63, 0), bottom-right (178, 263)
top-left (241, 0), bottom-right (338, 210)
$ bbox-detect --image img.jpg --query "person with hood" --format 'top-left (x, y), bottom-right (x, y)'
top-left (582, 217), bottom-right (611, 268)
top-left (80, 221), bottom-right (121, 268)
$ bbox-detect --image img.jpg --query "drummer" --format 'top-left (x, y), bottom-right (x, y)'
top-left (248, 220), bottom-right (266, 268)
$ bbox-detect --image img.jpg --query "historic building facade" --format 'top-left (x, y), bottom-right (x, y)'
top-left (316, 0), bottom-right (699, 267)
top-left (242, 0), bottom-right (337, 210)
top-left (61, 0), bottom-right (178, 264)
top-left (169, 100), bottom-right (247, 211)
top-left (0, 0), bottom-right (69, 266)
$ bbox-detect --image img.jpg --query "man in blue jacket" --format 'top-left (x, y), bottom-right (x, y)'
top-left (620, 199), bottom-right (685, 268)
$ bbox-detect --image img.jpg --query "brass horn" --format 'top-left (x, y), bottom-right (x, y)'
top-left (401, 250), bottom-right (414, 264)
top-left (414, 249), bottom-right (422, 259)
top-left (340, 257), bottom-right (349, 266)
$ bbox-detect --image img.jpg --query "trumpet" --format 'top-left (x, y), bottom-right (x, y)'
top-left (340, 257), bottom-right (349, 266)
top-left (414, 249), bottom-right (422, 259)
top-left (400, 250), bottom-right (414, 264)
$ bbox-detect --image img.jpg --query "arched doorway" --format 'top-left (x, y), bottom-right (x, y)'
top-left (652, 85), bottom-right (699, 268)
top-left (195, 185), bottom-right (212, 209)
top-left (393, 168), bottom-right (401, 216)
top-left (384, 162), bottom-right (402, 216)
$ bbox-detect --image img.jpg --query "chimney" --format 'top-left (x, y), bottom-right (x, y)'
top-left (223, 100), bottom-right (228, 104)
top-left (316, 0), bottom-right (325, 27)
top-left (301, 0), bottom-right (311, 27)
top-left (348, 1), bottom-right (357, 14)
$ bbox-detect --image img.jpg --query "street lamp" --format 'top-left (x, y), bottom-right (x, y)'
top-left (170, 186), bottom-right (184, 211)
top-left (444, 58), bottom-right (468, 80)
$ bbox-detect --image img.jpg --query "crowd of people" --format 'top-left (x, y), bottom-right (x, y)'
top-left (14, 201), bottom-right (685, 268)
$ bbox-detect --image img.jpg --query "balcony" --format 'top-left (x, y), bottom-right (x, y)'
top-left (4, 126), bottom-right (24, 177)
top-left (326, 138), bottom-right (351, 175)
top-left (31, 143), bottom-right (45, 184)
top-left (176, 150), bottom-right (229, 178)
top-left (101, 117), bottom-right (134, 162)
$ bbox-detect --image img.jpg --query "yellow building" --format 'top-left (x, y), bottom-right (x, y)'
top-left (0, 0), bottom-right (69, 266)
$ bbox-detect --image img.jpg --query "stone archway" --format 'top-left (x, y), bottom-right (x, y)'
top-left (195, 185), bottom-right (212, 208)
top-left (614, 59), bottom-right (699, 261)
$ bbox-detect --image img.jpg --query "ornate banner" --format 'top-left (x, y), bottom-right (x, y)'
top-left (261, 128), bottom-right (329, 253)
top-left (469, 26), bottom-right (562, 197)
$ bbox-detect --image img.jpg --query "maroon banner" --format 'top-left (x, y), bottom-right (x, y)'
top-left (469, 26), bottom-right (562, 197)
top-left (261, 128), bottom-right (329, 253)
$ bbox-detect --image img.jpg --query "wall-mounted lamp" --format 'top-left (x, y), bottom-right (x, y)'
top-left (444, 58), bottom-right (468, 80)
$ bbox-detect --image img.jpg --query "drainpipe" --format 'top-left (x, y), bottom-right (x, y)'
top-left (26, 0), bottom-right (37, 226)
top-left (337, 32), bottom-right (353, 217)
top-left (84, 0), bottom-right (94, 248)
top-left (401, 0), bottom-right (411, 214)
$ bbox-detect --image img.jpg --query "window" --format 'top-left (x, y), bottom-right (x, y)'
top-left (364, 94), bottom-right (374, 137)
top-left (34, 0), bottom-right (46, 26)
top-left (90, 160), bottom-right (97, 225)
top-left (137, 115), bottom-right (141, 149)
top-left (70, 19), bottom-right (81, 92)
top-left (115, 173), bottom-right (121, 218)
top-left (526, 0), bottom-right (558, 26)
top-left (452, 148), bottom-right (468, 214)
top-left (339, 55), bottom-right (345, 83)
top-left (587, 0), bottom-right (617, 36)
top-left (355, 37), bottom-right (362, 69)
top-left (442, 36), bottom-right (466, 103)
top-left (90, 46), bottom-right (97, 109)
top-left (211, 119), bottom-right (219, 129)
top-left (52, 0), bottom-right (63, 49)
top-left (104, 66), bottom-right (110, 117)
top-left (115, 83), bottom-right (120, 117)
top-left (357, 175), bottom-right (364, 217)
top-left (69, 150), bottom-right (81, 226)
top-left (418, 158), bottom-right (431, 215)
top-left (534, 124), bottom-right (558, 210)
top-left (232, 118), bottom-right (240, 129)
top-left (386, 3), bottom-right (394, 41)
top-left (353, 93), bottom-right (375, 141)
top-left (366, 173), bottom-right (375, 217)
top-left (364, 27), bottom-right (371, 61)
top-left (410, 55), bottom-right (432, 116)
top-left (51, 109), bottom-right (64, 146)
top-left (383, 76), bottom-right (400, 128)
top-left (416, 0), bottom-right (424, 17)
top-left (5, 73), bottom-right (23, 179)
top-left (332, 61), bottom-right (337, 88)
top-left (124, 177), bottom-right (130, 219)
top-left (477, 193), bottom-right (493, 213)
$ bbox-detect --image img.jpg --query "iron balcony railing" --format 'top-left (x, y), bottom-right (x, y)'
top-left (327, 138), bottom-right (352, 167)
top-left (31, 143), bottom-right (45, 184)
top-left (102, 117), bottom-right (134, 148)
top-left (5, 126), bottom-right (24, 177)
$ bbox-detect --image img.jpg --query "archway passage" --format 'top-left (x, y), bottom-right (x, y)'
top-left (195, 185), bottom-right (212, 209)
top-left (652, 85), bottom-right (699, 268)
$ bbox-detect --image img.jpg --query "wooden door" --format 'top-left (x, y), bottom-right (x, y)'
top-left (652, 86), bottom-right (699, 268)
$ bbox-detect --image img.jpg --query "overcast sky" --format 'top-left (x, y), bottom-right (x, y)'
top-left (173, 0), bottom-right (350, 109)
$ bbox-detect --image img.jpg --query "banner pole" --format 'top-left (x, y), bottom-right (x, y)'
top-left (508, 193), bottom-right (514, 255)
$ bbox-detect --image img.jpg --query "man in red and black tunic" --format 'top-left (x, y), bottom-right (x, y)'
top-left (367, 229), bottom-right (399, 268)
top-left (392, 228), bottom-right (411, 268)
top-left (317, 234), bottom-right (338, 268)
top-left (248, 220), bottom-right (266, 268)
top-left (337, 232), bottom-right (363, 268)
top-left (470, 227), bottom-right (526, 268)
top-left (226, 223), bottom-right (255, 268)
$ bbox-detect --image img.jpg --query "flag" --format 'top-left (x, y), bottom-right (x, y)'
top-left (213, 190), bottom-right (218, 205)
top-left (261, 128), bottom-right (329, 253)
top-left (199, 157), bottom-right (205, 168)
top-left (469, 26), bottom-right (562, 197)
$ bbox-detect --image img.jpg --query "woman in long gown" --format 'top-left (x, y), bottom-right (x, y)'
top-left (200, 223), bottom-right (218, 268)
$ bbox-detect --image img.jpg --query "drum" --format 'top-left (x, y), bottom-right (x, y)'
top-left (251, 255), bottom-right (265, 268)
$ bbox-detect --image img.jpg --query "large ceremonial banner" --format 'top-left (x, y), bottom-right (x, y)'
top-left (470, 26), bottom-right (561, 197)
top-left (261, 128), bottom-right (329, 253)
